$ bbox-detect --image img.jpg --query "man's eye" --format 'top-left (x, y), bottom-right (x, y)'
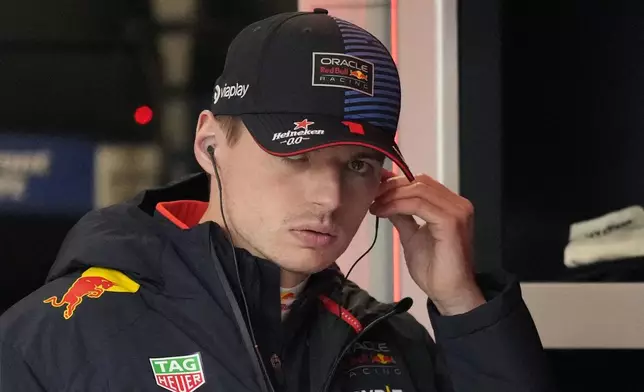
top-left (348, 160), bottom-right (371, 174)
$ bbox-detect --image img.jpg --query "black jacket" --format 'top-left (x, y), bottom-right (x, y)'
top-left (0, 174), bottom-right (555, 392)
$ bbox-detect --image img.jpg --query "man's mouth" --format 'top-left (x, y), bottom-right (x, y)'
top-left (290, 225), bottom-right (338, 247)
top-left (291, 224), bottom-right (337, 236)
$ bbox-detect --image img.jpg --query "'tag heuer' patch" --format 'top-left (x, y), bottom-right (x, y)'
top-left (312, 52), bottom-right (375, 96)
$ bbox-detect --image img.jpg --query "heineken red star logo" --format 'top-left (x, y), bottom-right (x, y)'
top-left (149, 353), bottom-right (206, 392)
top-left (293, 119), bottom-right (314, 131)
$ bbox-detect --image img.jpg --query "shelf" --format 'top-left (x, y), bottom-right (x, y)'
top-left (521, 282), bottom-right (644, 349)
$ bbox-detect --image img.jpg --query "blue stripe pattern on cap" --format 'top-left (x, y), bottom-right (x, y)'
top-left (334, 18), bottom-right (401, 135)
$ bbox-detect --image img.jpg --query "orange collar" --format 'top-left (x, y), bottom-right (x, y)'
top-left (156, 200), bottom-right (209, 229)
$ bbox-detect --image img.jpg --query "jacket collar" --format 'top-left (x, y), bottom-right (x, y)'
top-left (146, 173), bottom-right (402, 322)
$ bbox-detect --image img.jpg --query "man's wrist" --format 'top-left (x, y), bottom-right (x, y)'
top-left (431, 285), bottom-right (486, 316)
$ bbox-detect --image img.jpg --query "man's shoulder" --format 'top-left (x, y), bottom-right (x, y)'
top-left (1, 268), bottom-right (148, 354)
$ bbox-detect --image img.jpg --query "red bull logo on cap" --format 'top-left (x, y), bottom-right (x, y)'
top-left (43, 267), bottom-right (140, 319)
top-left (350, 70), bottom-right (369, 81)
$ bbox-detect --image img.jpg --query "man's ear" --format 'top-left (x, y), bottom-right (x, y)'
top-left (194, 110), bottom-right (220, 175)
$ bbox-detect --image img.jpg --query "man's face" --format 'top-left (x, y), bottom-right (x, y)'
top-left (205, 118), bottom-right (384, 275)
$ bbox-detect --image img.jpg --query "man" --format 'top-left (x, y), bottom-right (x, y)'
top-left (0, 9), bottom-right (554, 392)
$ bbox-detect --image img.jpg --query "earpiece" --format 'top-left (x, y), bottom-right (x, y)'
top-left (206, 145), bottom-right (216, 162)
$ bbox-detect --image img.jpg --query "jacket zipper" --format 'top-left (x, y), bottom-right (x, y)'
top-left (208, 230), bottom-right (275, 392)
top-left (320, 306), bottom-right (400, 392)
top-left (271, 353), bottom-right (285, 386)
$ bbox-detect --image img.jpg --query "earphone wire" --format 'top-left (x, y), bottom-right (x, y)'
top-left (208, 148), bottom-right (275, 392)
top-left (339, 216), bottom-right (380, 327)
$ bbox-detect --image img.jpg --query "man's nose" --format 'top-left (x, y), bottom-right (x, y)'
top-left (307, 167), bottom-right (343, 211)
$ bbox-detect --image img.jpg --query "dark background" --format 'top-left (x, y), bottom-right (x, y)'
top-left (460, 0), bottom-right (644, 281)
top-left (0, 0), bottom-right (297, 315)
top-left (458, 0), bottom-right (644, 390)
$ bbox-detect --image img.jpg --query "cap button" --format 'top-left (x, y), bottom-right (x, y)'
top-left (313, 8), bottom-right (329, 14)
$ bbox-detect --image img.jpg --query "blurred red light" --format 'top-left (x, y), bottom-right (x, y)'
top-left (134, 106), bottom-right (153, 125)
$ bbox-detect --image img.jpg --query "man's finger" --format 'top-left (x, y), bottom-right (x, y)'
top-left (378, 172), bottom-right (456, 199)
top-left (374, 182), bottom-right (466, 216)
top-left (388, 213), bottom-right (421, 244)
top-left (413, 173), bottom-right (458, 195)
top-left (377, 173), bottom-right (410, 196)
top-left (371, 196), bottom-right (453, 236)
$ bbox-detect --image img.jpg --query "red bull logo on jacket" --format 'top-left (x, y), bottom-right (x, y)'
top-left (372, 353), bottom-right (396, 365)
top-left (349, 352), bottom-right (397, 366)
top-left (43, 267), bottom-right (140, 319)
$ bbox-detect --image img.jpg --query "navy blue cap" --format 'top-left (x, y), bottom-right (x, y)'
top-left (211, 9), bottom-right (412, 180)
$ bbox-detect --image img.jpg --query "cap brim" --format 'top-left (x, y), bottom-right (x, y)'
top-left (241, 113), bottom-right (414, 181)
